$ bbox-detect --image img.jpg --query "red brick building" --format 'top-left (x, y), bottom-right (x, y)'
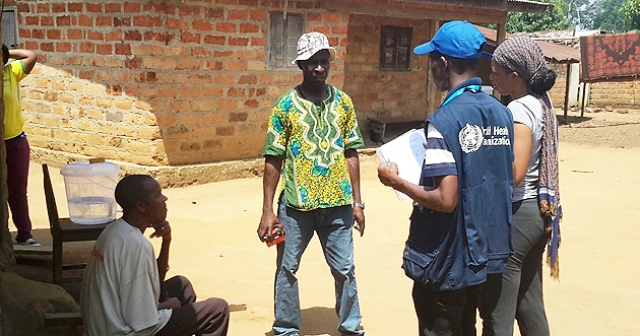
top-left (8, 0), bottom-right (548, 182)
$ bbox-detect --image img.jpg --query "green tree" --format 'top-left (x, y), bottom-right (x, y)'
top-left (591, 0), bottom-right (626, 32)
top-left (567, 0), bottom-right (598, 29)
top-left (621, 0), bottom-right (640, 31)
top-left (506, 0), bottom-right (572, 33)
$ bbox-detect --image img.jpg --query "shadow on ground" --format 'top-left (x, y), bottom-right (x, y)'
top-left (263, 306), bottom-right (342, 336)
top-left (558, 114), bottom-right (593, 126)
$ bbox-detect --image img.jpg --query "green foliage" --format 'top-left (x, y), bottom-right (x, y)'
top-left (567, 0), bottom-right (598, 28)
top-left (589, 0), bottom-right (626, 32)
top-left (621, 0), bottom-right (640, 31)
top-left (506, 0), bottom-right (572, 33)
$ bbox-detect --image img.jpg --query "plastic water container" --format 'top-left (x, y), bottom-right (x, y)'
top-left (60, 159), bottom-right (121, 225)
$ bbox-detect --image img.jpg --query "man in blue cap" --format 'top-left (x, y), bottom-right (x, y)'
top-left (378, 21), bottom-right (514, 336)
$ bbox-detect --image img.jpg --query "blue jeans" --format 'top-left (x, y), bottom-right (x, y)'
top-left (273, 200), bottom-right (363, 336)
top-left (479, 198), bottom-right (550, 336)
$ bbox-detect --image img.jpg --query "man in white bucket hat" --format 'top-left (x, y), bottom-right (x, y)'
top-left (290, 31), bottom-right (336, 64)
top-left (259, 31), bottom-right (366, 336)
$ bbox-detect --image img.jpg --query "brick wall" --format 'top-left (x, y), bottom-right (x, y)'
top-left (548, 63), bottom-right (567, 108)
top-left (343, 14), bottom-right (431, 127)
top-left (547, 64), bottom-right (640, 109)
top-left (18, 0), bottom-right (323, 166)
top-left (16, 0), bottom-right (503, 167)
top-left (589, 80), bottom-right (640, 107)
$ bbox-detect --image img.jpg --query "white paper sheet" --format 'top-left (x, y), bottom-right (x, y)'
top-left (376, 128), bottom-right (426, 200)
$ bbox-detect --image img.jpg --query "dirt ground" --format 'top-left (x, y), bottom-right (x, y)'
top-left (11, 108), bottom-right (640, 335)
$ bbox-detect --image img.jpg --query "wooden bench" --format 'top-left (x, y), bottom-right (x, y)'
top-left (13, 244), bottom-right (53, 267)
top-left (45, 312), bottom-right (83, 327)
top-left (13, 244), bottom-right (53, 256)
top-left (44, 313), bottom-right (83, 335)
top-left (367, 116), bottom-right (425, 144)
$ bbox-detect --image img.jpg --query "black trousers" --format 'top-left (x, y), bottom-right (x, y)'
top-left (412, 281), bottom-right (480, 336)
top-left (156, 276), bottom-right (230, 336)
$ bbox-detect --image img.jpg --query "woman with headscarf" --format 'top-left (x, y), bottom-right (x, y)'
top-left (480, 36), bottom-right (562, 336)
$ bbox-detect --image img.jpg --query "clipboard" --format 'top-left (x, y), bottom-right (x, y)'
top-left (376, 128), bottom-right (426, 200)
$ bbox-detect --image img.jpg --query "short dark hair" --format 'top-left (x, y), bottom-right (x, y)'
top-left (428, 50), bottom-right (443, 62)
top-left (429, 51), bottom-right (479, 75)
top-left (114, 175), bottom-right (155, 212)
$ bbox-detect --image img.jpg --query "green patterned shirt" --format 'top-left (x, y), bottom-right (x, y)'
top-left (263, 85), bottom-right (365, 211)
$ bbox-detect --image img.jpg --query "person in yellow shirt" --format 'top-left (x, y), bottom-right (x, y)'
top-left (3, 44), bottom-right (38, 246)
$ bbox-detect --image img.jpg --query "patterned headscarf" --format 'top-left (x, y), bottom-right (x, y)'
top-left (493, 37), bottom-right (563, 279)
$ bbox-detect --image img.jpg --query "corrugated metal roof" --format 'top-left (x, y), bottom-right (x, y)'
top-left (475, 25), bottom-right (581, 63)
top-left (506, 0), bottom-right (551, 13)
top-left (395, 0), bottom-right (550, 13)
top-left (507, 0), bottom-right (550, 5)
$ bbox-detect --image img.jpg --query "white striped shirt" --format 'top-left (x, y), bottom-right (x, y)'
top-left (420, 123), bottom-right (457, 189)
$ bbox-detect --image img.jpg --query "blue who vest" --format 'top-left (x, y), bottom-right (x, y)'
top-left (402, 78), bottom-right (514, 291)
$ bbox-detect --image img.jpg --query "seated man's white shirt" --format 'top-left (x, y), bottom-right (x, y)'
top-left (81, 218), bottom-right (172, 336)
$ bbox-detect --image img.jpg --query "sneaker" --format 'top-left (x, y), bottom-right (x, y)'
top-left (17, 238), bottom-right (41, 247)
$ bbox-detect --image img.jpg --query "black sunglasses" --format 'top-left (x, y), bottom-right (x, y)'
top-left (302, 58), bottom-right (331, 68)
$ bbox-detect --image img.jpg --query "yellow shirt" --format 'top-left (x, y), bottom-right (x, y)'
top-left (3, 60), bottom-right (29, 140)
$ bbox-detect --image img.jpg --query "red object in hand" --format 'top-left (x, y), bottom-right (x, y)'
top-left (266, 227), bottom-right (285, 247)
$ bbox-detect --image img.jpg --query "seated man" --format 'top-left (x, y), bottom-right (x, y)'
top-left (80, 175), bottom-right (229, 336)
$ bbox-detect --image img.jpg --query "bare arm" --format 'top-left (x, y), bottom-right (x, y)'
top-left (345, 149), bottom-right (365, 236)
top-left (150, 220), bottom-right (172, 284)
top-left (8, 49), bottom-right (37, 73)
top-left (257, 155), bottom-right (284, 242)
top-left (378, 163), bottom-right (458, 213)
top-left (156, 239), bottom-right (171, 283)
top-left (151, 222), bottom-right (181, 310)
top-left (513, 122), bottom-right (533, 187)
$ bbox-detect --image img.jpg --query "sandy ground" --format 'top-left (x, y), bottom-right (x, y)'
top-left (11, 109), bottom-right (640, 335)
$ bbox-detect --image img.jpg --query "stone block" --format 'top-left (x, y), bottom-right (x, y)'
top-left (106, 111), bottom-right (123, 122)
top-left (0, 272), bottom-right (79, 336)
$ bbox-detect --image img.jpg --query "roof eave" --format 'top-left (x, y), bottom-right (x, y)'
top-left (506, 0), bottom-right (550, 13)
top-left (396, 0), bottom-right (550, 14)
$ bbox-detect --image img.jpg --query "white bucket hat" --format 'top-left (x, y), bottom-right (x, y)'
top-left (291, 32), bottom-right (337, 65)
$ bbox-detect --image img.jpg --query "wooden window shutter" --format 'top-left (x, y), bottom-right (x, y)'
top-left (396, 27), bottom-right (412, 70)
top-left (285, 15), bottom-right (303, 65)
top-left (2, 8), bottom-right (19, 49)
top-left (380, 26), bottom-right (397, 71)
top-left (268, 13), bottom-right (304, 68)
top-left (380, 26), bottom-right (413, 71)
top-left (269, 14), bottom-right (286, 67)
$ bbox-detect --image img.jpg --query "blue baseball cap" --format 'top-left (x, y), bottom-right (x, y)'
top-left (414, 21), bottom-right (492, 59)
